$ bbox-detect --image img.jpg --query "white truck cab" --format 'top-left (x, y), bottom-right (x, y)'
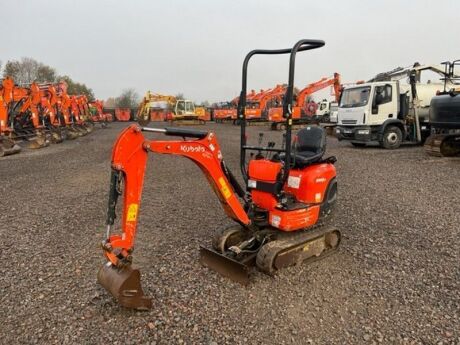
top-left (316, 100), bottom-right (338, 122)
top-left (336, 63), bottom-right (455, 149)
top-left (335, 81), bottom-right (432, 148)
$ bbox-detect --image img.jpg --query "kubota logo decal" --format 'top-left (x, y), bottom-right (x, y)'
top-left (180, 145), bottom-right (205, 153)
top-left (127, 203), bottom-right (138, 222)
top-left (218, 177), bottom-right (232, 200)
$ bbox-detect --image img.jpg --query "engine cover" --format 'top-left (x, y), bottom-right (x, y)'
top-left (284, 163), bottom-right (336, 204)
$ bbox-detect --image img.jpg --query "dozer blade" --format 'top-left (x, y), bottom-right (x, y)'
top-left (97, 262), bottom-right (152, 310)
top-left (0, 138), bottom-right (21, 157)
top-left (199, 246), bottom-right (251, 285)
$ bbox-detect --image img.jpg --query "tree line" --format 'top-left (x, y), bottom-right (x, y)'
top-left (0, 58), bottom-right (211, 109)
top-left (1, 57), bottom-right (95, 101)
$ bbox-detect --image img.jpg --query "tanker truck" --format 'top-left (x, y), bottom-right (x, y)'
top-left (335, 63), bottom-right (458, 149)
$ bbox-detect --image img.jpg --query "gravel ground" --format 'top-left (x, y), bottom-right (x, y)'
top-left (1, 122), bottom-right (459, 345)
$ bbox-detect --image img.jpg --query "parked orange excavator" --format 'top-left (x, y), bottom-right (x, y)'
top-left (97, 39), bottom-right (341, 310)
top-left (70, 95), bottom-right (94, 134)
top-left (213, 93), bottom-right (255, 123)
top-left (213, 102), bottom-right (236, 123)
top-left (268, 73), bottom-right (341, 130)
top-left (0, 77), bottom-right (97, 155)
top-left (89, 100), bottom-right (113, 125)
top-left (244, 85), bottom-right (286, 123)
top-left (0, 77), bottom-right (22, 156)
top-left (7, 81), bottom-right (53, 148)
top-left (38, 83), bottom-right (66, 143)
top-left (55, 82), bottom-right (87, 138)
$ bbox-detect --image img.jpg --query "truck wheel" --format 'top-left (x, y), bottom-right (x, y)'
top-left (380, 126), bottom-right (402, 149)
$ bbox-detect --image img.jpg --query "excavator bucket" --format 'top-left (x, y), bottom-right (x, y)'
top-left (63, 128), bottom-right (79, 140)
top-left (97, 262), bottom-right (152, 310)
top-left (50, 129), bottom-right (64, 144)
top-left (83, 122), bottom-right (95, 133)
top-left (74, 126), bottom-right (87, 136)
top-left (0, 138), bottom-right (21, 157)
top-left (199, 246), bottom-right (251, 285)
top-left (27, 134), bottom-right (50, 149)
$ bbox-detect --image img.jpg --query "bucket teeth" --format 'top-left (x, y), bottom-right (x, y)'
top-left (97, 262), bottom-right (152, 310)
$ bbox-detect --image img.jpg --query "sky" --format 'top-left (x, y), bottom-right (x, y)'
top-left (1, 0), bottom-right (459, 103)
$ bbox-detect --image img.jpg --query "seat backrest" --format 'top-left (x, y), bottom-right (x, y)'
top-left (295, 126), bottom-right (326, 155)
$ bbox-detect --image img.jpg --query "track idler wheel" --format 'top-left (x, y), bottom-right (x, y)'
top-left (97, 262), bottom-right (152, 310)
top-left (0, 137), bottom-right (21, 157)
top-left (212, 225), bottom-right (249, 253)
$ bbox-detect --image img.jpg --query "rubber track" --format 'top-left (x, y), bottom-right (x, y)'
top-left (256, 226), bottom-right (340, 275)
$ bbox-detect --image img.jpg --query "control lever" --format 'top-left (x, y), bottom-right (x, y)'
top-left (258, 132), bottom-right (264, 146)
top-left (281, 133), bottom-right (286, 150)
top-left (256, 132), bottom-right (264, 159)
top-left (292, 136), bottom-right (298, 167)
top-left (267, 141), bottom-right (275, 159)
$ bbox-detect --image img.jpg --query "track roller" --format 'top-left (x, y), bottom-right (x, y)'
top-left (212, 225), bottom-right (250, 253)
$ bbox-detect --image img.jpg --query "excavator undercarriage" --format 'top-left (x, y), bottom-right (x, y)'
top-left (424, 61), bottom-right (460, 157)
top-left (424, 132), bottom-right (460, 157)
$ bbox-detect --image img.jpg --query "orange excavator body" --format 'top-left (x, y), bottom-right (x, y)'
top-left (268, 73), bottom-right (341, 123)
top-left (90, 100), bottom-right (113, 123)
top-left (38, 84), bottom-right (61, 127)
top-left (97, 39), bottom-right (341, 310)
top-left (0, 77), bottom-right (15, 134)
top-left (98, 124), bottom-right (337, 308)
top-left (0, 77), bottom-right (22, 156)
top-left (245, 85), bottom-right (286, 121)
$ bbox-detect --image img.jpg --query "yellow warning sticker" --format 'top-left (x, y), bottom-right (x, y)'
top-left (218, 177), bottom-right (232, 200)
top-left (127, 203), bottom-right (138, 222)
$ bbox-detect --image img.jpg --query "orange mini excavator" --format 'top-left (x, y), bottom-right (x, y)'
top-left (97, 39), bottom-right (341, 310)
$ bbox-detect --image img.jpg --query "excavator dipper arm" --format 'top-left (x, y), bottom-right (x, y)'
top-left (99, 124), bottom-right (250, 309)
top-left (102, 124), bottom-right (250, 267)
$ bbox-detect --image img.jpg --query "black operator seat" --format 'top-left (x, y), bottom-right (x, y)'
top-left (279, 126), bottom-right (326, 168)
